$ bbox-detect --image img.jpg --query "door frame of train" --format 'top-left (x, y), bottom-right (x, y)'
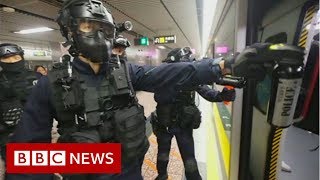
top-left (229, 0), bottom-right (248, 179)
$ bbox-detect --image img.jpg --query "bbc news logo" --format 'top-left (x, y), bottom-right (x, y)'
top-left (6, 143), bottom-right (121, 173)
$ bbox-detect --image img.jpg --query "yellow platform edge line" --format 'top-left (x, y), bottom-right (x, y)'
top-left (213, 103), bottom-right (230, 177)
top-left (207, 105), bottom-right (221, 180)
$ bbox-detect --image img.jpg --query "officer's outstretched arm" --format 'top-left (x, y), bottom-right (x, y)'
top-left (197, 85), bottom-right (236, 102)
top-left (196, 85), bottom-right (221, 102)
top-left (10, 77), bottom-right (54, 143)
top-left (129, 59), bottom-right (223, 92)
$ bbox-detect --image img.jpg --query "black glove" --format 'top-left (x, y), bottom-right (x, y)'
top-left (216, 87), bottom-right (236, 102)
top-left (232, 43), bottom-right (272, 79)
top-left (233, 43), bottom-right (305, 80)
top-left (223, 53), bottom-right (239, 70)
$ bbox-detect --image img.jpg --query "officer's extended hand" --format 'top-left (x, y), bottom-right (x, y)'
top-left (217, 87), bottom-right (236, 102)
top-left (232, 43), bottom-right (304, 80)
top-left (231, 43), bottom-right (271, 79)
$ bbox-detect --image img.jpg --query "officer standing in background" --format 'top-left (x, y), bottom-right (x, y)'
top-left (109, 35), bottom-right (131, 68)
top-left (151, 48), bottom-right (236, 180)
top-left (112, 35), bottom-right (131, 57)
top-left (6, 0), bottom-right (231, 179)
top-left (0, 43), bottom-right (37, 155)
top-left (34, 65), bottom-right (48, 79)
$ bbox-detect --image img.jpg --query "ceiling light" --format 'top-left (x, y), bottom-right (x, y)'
top-left (157, 45), bottom-right (166, 49)
top-left (14, 27), bottom-right (54, 34)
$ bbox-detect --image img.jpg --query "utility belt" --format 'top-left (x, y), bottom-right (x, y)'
top-left (154, 103), bottom-right (202, 131)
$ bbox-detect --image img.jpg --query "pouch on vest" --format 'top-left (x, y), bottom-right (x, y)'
top-left (0, 100), bottom-right (23, 128)
top-left (179, 105), bottom-right (202, 129)
top-left (113, 105), bottom-right (149, 162)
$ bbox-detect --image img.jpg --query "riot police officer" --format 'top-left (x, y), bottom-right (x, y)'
top-left (151, 47), bottom-right (236, 180)
top-left (0, 43), bottom-right (37, 154)
top-left (6, 0), bottom-right (231, 179)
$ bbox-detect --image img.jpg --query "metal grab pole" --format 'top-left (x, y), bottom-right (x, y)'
top-left (238, 79), bottom-right (256, 180)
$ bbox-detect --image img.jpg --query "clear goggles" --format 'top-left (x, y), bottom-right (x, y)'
top-left (0, 45), bottom-right (23, 58)
top-left (180, 47), bottom-right (192, 56)
top-left (76, 18), bottom-right (115, 38)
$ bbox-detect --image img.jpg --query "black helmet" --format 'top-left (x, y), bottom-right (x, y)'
top-left (56, 0), bottom-right (115, 63)
top-left (114, 35), bottom-right (131, 48)
top-left (57, 0), bottom-right (115, 40)
top-left (164, 47), bottom-right (193, 63)
top-left (0, 43), bottom-right (24, 59)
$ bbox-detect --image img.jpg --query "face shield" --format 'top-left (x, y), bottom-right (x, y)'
top-left (72, 18), bottom-right (115, 63)
top-left (178, 47), bottom-right (194, 62)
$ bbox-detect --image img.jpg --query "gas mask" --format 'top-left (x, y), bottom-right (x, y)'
top-left (71, 19), bottom-right (115, 63)
top-left (0, 59), bottom-right (25, 73)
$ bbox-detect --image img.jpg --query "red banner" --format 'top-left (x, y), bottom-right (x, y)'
top-left (6, 143), bottom-right (121, 174)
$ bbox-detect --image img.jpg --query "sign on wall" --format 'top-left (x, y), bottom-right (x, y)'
top-left (154, 35), bottom-right (176, 44)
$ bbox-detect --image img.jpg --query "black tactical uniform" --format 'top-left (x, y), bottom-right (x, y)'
top-left (0, 43), bottom-right (37, 153)
top-left (152, 48), bottom-right (235, 180)
top-left (6, 1), bottom-right (225, 180)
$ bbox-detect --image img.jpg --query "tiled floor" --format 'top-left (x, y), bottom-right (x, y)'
top-left (142, 134), bottom-right (184, 180)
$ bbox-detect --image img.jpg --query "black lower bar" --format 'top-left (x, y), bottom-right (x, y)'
top-left (238, 79), bottom-right (257, 180)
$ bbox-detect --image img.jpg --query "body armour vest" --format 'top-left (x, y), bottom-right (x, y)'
top-left (0, 70), bottom-right (37, 145)
top-left (48, 61), bottom-right (149, 162)
top-left (156, 90), bottom-right (201, 129)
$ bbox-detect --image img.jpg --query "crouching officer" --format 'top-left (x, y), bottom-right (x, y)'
top-left (151, 47), bottom-right (236, 180)
top-left (6, 0), bottom-right (231, 179)
top-left (0, 43), bottom-right (37, 155)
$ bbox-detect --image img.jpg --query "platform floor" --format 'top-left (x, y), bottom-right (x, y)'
top-left (279, 126), bottom-right (319, 180)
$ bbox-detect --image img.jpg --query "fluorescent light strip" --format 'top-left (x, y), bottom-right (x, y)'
top-left (202, 0), bottom-right (218, 57)
top-left (157, 45), bottom-right (166, 49)
top-left (14, 27), bottom-right (54, 34)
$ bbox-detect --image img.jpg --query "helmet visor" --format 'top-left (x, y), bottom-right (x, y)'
top-left (181, 47), bottom-right (192, 56)
top-left (76, 18), bottom-right (115, 38)
top-left (0, 45), bottom-right (23, 58)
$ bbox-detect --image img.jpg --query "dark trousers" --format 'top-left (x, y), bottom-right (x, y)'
top-left (156, 127), bottom-right (201, 180)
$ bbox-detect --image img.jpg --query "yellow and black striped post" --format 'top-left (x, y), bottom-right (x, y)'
top-left (264, 127), bottom-right (283, 180)
top-left (298, 5), bottom-right (317, 48)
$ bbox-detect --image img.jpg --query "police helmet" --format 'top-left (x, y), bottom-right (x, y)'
top-left (56, 0), bottom-right (115, 41)
top-left (164, 47), bottom-right (193, 63)
top-left (114, 35), bottom-right (131, 48)
top-left (0, 43), bottom-right (24, 59)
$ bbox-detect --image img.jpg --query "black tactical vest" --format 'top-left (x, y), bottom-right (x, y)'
top-left (175, 90), bottom-right (195, 105)
top-left (48, 61), bottom-right (149, 162)
top-left (156, 90), bottom-right (201, 129)
top-left (0, 70), bottom-right (37, 145)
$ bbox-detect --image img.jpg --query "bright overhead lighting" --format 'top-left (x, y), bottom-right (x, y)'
top-left (202, 0), bottom-right (218, 57)
top-left (157, 45), bottom-right (166, 49)
top-left (14, 27), bottom-right (54, 34)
